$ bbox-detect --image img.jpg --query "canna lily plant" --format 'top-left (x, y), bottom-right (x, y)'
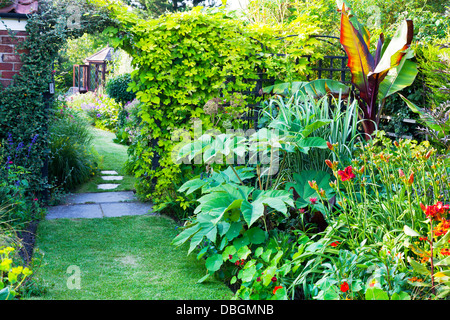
top-left (336, 0), bottom-right (418, 139)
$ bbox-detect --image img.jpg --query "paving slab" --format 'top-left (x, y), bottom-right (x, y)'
top-left (98, 184), bottom-right (120, 190)
top-left (101, 202), bottom-right (154, 218)
top-left (64, 191), bottom-right (137, 205)
top-left (101, 170), bottom-right (119, 175)
top-left (46, 204), bottom-right (103, 220)
top-left (101, 176), bottom-right (123, 181)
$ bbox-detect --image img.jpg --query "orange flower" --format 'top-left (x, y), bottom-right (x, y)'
top-left (409, 277), bottom-right (423, 283)
top-left (326, 141), bottom-right (334, 151)
top-left (408, 172), bottom-right (414, 185)
top-left (325, 159), bottom-right (338, 170)
top-left (325, 159), bottom-right (334, 169)
top-left (273, 286), bottom-right (283, 294)
top-left (308, 180), bottom-right (318, 190)
top-left (440, 248), bottom-right (450, 256)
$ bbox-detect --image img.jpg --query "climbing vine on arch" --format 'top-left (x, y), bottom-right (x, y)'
top-left (92, 0), bottom-right (323, 214)
top-left (0, 0), bottom-right (117, 206)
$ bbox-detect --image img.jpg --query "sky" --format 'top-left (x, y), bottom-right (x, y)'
top-left (226, 0), bottom-right (249, 11)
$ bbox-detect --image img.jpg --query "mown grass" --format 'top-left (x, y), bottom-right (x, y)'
top-left (75, 127), bottom-right (136, 193)
top-left (28, 215), bottom-right (233, 300)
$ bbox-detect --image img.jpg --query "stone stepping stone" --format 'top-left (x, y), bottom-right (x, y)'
top-left (46, 204), bottom-right (103, 220)
top-left (64, 191), bottom-right (137, 205)
top-left (101, 202), bottom-right (153, 218)
top-left (97, 184), bottom-right (120, 190)
top-left (45, 202), bottom-right (154, 220)
top-left (101, 170), bottom-right (119, 175)
top-left (101, 176), bottom-right (123, 181)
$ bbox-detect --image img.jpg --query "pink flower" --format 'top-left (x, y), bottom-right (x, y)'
top-left (309, 197), bottom-right (318, 205)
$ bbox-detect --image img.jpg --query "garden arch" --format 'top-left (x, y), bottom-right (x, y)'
top-left (0, 0), bottom-right (118, 202)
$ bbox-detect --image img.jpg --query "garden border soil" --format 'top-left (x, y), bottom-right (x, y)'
top-left (17, 219), bottom-right (39, 266)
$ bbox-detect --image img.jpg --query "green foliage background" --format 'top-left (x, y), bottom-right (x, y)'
top-left (96, 1), bottom-right (323, 210)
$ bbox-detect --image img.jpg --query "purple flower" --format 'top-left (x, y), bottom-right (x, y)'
top-left (97, 113), bottom-right (102, 118)
top-left (16, 142), bottom-right (24, 151)
top-left (31, 134), bottom-right (39, 144)
top-left (7, 133), bottom-right (13, 145)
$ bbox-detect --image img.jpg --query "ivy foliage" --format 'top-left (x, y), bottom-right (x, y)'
top-left (92, 0), bottom-right (322, 206)
top-left (0, 0), bottom-right (116, 200)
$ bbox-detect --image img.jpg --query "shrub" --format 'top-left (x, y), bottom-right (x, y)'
top-left (48, 108), bottom-right (99, 191)
top-left (105, 73), bottom-right (136, 106)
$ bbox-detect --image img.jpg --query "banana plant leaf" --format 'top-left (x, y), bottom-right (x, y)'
top-left (378, 51), bottom-right (418, 100)
top-left (338, 2), bottom-right (414, 138)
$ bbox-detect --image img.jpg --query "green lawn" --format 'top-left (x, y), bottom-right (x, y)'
top-left (29, 215), bottom-right (233, 299)
top-left (28, 126), bottom-right (233, 300)
top-left (75, 127), bottom-right (136, 193)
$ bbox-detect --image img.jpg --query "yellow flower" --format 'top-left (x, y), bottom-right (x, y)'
top-left (23, 267), bottom-right (33, 276)
top-left (0, 258), bottom-right (13, 271)
top-left (12, 266), bottom-right (23, 274)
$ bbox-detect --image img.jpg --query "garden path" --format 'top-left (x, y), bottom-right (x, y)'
top-left (46, 170), bottom-right (153, 220)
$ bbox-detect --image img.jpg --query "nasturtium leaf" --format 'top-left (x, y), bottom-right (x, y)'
top-left (245, 227), bottom-right (267, 245)
top-left (205, 254), bottom-right (223, 272)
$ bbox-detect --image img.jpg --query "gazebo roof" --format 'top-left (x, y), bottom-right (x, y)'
top-left (84, 47), bottom-right (113, 64)
top-left (0, 0), bottom-right (38, 15)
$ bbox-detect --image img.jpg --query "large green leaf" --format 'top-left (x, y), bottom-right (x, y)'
top-left (365, 287), bottom-right (389, 300)
top-left (0, 287), bottom-right (14, 300)
top-left (241, 199), bottom-right (265, 227)
top-left (296, 136), bottom-right (329, 154)
top-left (205, 253), bottom-right (223, 272)
top-left (286, 170), bottom-right (334, 208)
top-left (378, 53), bottom-right (418, 100)
top-left (178, 178), bottom-right (208, 195)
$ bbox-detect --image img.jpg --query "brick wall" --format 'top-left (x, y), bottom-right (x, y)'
top-left (0, 30), bottom-right (27, 88)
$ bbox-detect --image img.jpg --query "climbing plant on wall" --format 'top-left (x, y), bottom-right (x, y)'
top-left (0, 0), bottom-right (115, 205)
top-left (92, 0), bottom-right (322, 211)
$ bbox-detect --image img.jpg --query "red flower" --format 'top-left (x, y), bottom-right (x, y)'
top-left (337, 166), bottom-right (355, 182)
top-left (340, 281), bottom-right (350, 293)
top-left (228, 255), bottom-right (233, 260)
top-left (256, 277), bottom-right (261, 282)
top-left (420, 202), bottom-right (449, 221)
top-left (309, 197), bottom-right (318, 205)
top-left (273, 286), bottom-right (283, 295)
top-left (330, 241), bottom-right (340, 247)
top-left (441, 248), bottom-right (450, 256)
top-left (271, 276), bottom-right (277, 282)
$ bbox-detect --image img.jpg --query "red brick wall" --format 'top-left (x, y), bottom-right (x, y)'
top-left (0, 30), bottom-right (27, 88)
